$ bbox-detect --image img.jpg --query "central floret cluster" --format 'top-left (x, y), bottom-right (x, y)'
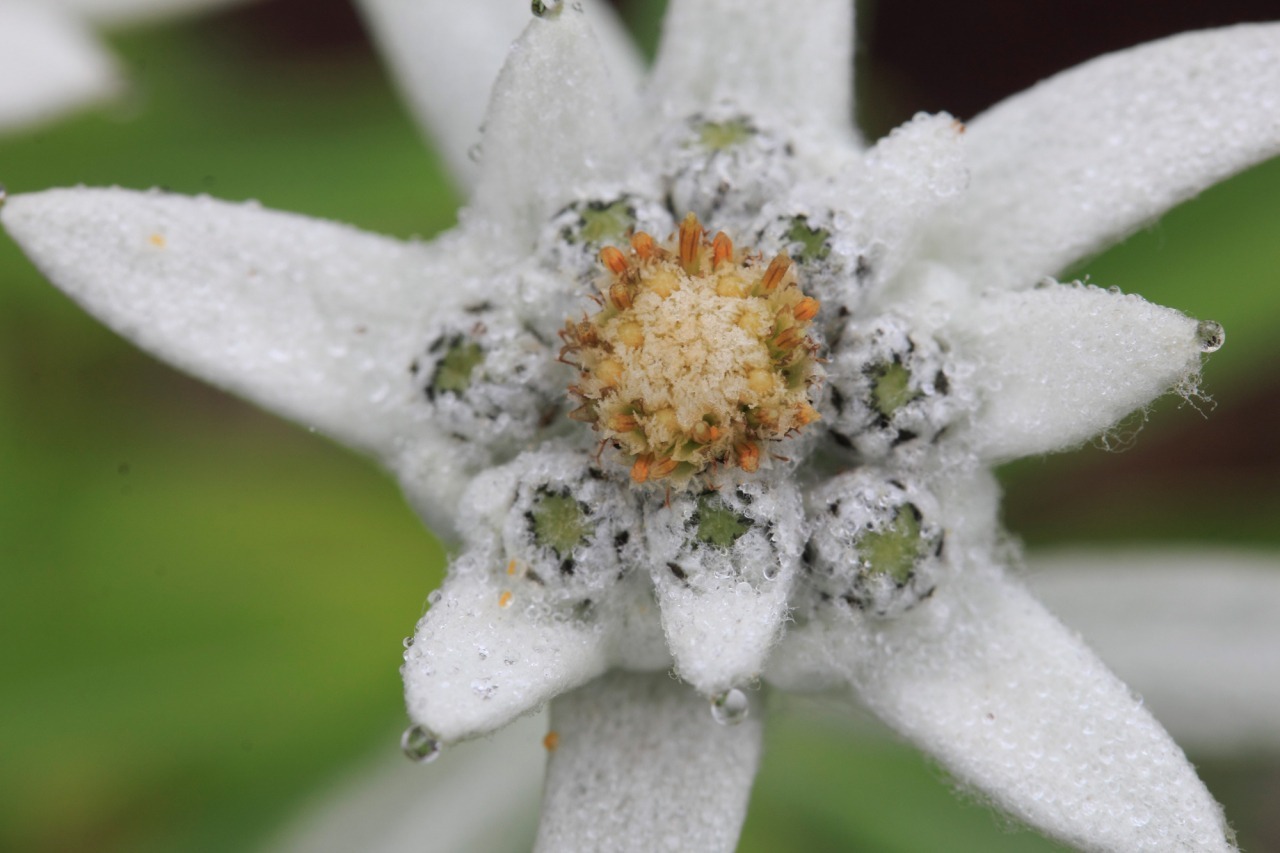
top-left (560, 212), bottom-right (821, 486)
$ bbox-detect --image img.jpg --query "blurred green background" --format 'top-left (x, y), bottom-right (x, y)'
top-left (1, 1), bottom-right (1278, 850)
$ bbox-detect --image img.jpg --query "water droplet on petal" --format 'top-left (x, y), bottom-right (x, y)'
top-left (710, 688), bottom-right (749, 725)
top-left (531, 0), bottom-right (563, 18)
top-left (402, 636), bottom-right (414, 649)
top-left (400, 724), bottom-right (442, 763)
top-left (1196, 320), bottom-right (1224, 353)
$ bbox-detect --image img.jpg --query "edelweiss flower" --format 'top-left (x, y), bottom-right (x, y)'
top-left (0, 0), bottom-right (250, 131)
top-left (3, 2), bottom-right (1279, 851)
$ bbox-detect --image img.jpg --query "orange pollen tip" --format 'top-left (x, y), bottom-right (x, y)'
top-left (608, 413), bottom-right (639, 432)
top-left (609, 281), bottom-right (634, 310)
top-left (794, 297), bottom-right (820, 322)
top-left (600, 245), bottom-right (629, 274)
top-left (773, 327), bottom-right (803, 351)
top-left (679, 212), bottom-right (702, 272)
top-left (630, 455), bottom-right (653, 484)
top-left (498, 590), bottom-right (513, 608)
top-left (712, 232), bottom-right (733, 268)
top-left (506, 559), bottom-right (518, 576)
top-left (631, 232), bottom-right (656, 259)
top-left (760, 252), bottom-right (791, 292)
top-left (650, 457), bottom-right (679, 480)
top-left (543, 732), bottom-right (560, 752)
top-left (735, 441), bottom-right (761, 473)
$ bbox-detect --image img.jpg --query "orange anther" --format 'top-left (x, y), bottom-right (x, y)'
top-left (630, 454), bottom-right (653, 484)
top-left (773, 327), bottom-right (804, 351)
top-left (609, 281), bottom-right (633, 310)
top-left (498, 590), bottom-right (513, 608)
top-left (712, 231), bottom-right (734, 268)
top-left (600, 245), bottom-right (629, 274)
top-left (760, 252), bottom-right (791, 292)
top-left (793, 297), bottom-right (820, 322)
top-left (631, 231), bottom-right (656, 259)
top-left (506, 559), bottom-right (518, 576)
top-left (691, 421), bottom-right (720, 443)
top-left (608, 413), bottom-right (639, 432)
top-left (543, 731), bottom-right (560, 752)
top-left (650, 457), bottom-right (679, 480)
top-left (735, 441), bottom-right (760, 473)
top-left (679, 212), bottom-right (703, 273)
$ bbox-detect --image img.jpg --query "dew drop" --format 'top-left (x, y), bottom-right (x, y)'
top-left (400, 724), bottom-right (442, 763)
top-left (402, 636), bottom-right (414, 649)
top-left (1196, 320), bottom-right (1224, 353)
top-left (710, 688), bottom-right (749, 725)
top-left (531, 0), bottom-right (563, 18)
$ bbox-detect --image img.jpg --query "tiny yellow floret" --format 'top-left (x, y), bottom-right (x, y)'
top-left (561, 213), bottom-right (822, 486)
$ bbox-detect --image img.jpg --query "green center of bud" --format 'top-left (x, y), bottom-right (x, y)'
top-left (784, 216), bottom-right (832, 263)
top-left (870, 361), bottom-right (918, 419)
top-left (859, 504), bottom-right (923, 582)
top-left (697, 118), bottom-right (754, 151)
top-left (577, 200), bottom-right (634, 245)
top-left (694, 494), bottom-right (752, 549)
top-left (531, 490), bottom-right (590, 557)
top-left (432, 339), bottom-right (484, 396)
top-left (562, 213), bottom-right (822, 486)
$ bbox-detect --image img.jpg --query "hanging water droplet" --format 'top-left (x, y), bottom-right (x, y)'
top-left (710, 688), bottom-right (749, 725)
top-left (427, 589), bottom-right (443, 607)
top-left (402, 636), bottom-right (414, 649)
top-left (531, 0), bottom-right (564, 18)
top-left (1195, 320), bottom-right (1224, 353)
top-left (400, 724), bottom-right (442, 763)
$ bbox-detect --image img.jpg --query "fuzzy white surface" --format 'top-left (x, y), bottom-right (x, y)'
top-left (930, 24), bottom-right (1280, 289)
top-left (1030, 550), bottom-right (1280, 755)
top-left (356, 0), bottom-right (641, 190)
top-left (535, 671), bottom-right (762, 853)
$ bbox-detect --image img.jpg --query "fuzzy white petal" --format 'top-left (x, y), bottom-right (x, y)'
top-left (269, 714), bottom-right (544, 853)
top-left (468, 8), bottom-right (631, 252)
top-left (768, 547), bottom-right (1237, 849)
top-left (402, 568), bottom-right (611, 744)
top-left (1030, 550), bottom-right (1280, 755)
top-left (842, 572), bottom-right (1234, 853)
top-left (0, 3), bottom-right (121, 131)
top-left (950, 282), bottom-right (1206, 462)
top-left (651, 568), bottom-right (794, 697)
top-left (929, 24), bottom-right (1280, 289)
top-left (1, 188), bottom-right (487, 533)
top-left (58, 0), bottom-right (252, 26)
top-left (848, 112), bottom-right (968, 302)
top-left (647, 0), bottom-right (855, 144)
top-left (357, 0), bottom-right (641, 191)
top-left (535, 671), bottom-right (762, 853)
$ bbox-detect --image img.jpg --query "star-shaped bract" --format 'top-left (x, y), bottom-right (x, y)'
top-left (4, 2), bottom-right (1279, 851)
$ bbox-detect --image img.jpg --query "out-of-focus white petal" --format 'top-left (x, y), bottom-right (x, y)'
top-left (928, 24), bottom-right (1280, 290)
top-left (402, 567), bottom-right (612, 745)
top-left (535, 671), bottom-right (762, 853)
top-left (647, 0), bottom-right (855, 144)
top-left (1029, 549), bottom-right (1280, 755)
top-left (1, 187), bottom-right (484, 534)
top-left (0, 3), bottom-right (121, 132)
top-left (269, 714), bottom-right (544, 853)
top-left (468, 7), bottom-right (631, 253)
top-left (58, 0), bottom-right (253, 26)
top-left (356, 0), bottom-right (641, 191)
top-left (949, 282), bottom-right (1208, 462)
top-left (840, 572), bottom-right (1235, 853)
